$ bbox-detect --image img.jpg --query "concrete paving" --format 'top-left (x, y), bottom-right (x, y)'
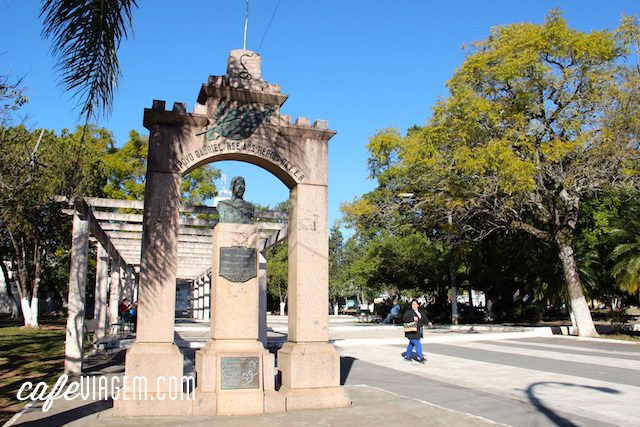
top-left (4, 318), bottom-right (639, 426)
top-left (338, 336), bottom-right (640, 426)
top-left (6, 383), bottom-right (497, 427)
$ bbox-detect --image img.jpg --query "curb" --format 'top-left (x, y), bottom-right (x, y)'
top-left (332, 329), bottom-right (555, 347)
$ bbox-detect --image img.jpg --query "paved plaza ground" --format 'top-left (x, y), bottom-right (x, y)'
top-left (5, 316), bottom-right (639, 426)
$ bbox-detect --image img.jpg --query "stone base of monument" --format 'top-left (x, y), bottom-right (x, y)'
top-left (114, 395), bottom-right (193, 417)
top-left (277, 341), bottom-right (352, 410)
top-left (194, 339), bottom-right (283, 415)
top-left (113, 342), bottom-right (192, 416)
top-left (279, 386), bottom-right (352, 411)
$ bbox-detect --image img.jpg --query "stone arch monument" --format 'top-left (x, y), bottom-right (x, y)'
top-left (114, 50), bottom-right (350, 416)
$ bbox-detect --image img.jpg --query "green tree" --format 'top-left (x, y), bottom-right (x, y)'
top-left (352, 12), bottom-right (640, 336)
top-left (266, 242), bottom-right (288, 315)
top-left (0, 125), bottom-right (108, 326)
top-left (328, 224), bottom-right (348, 315)
top-left (0, 74), bottom-right (28, 125)
top-left (609, 199), bottom-right (640, 295)
top-left (573, 193), bottom-right (629, 308)
top-left (264, 200), bottom-right (290, 314)
top-left (102, 129), bottom-right (219, 203)
top-left (102, 130), bottom-right (147, 200)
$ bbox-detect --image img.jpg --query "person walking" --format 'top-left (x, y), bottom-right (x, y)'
top-left (402, 299), bottom-right (432, 363)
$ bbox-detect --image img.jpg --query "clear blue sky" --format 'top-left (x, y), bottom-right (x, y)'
top-left (2, 1), bottom-right (639, 227)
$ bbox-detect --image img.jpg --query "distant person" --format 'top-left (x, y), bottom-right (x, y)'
top-left (383, 303), bottom-right (401, 324)
top-left (128, 302), bottom-right (138, 331)
top-left (119, 298), bottom-right (131, 321)
top-left (402, 299), bottom-right (432, 363)
top-left (118, 298), bottom-right (129, 315)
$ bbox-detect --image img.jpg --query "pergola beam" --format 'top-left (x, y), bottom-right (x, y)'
top-left (62, 198), bottom-right (129, 268)
top-left (81, 197), bottom-right (288, 221)
top-left (115, 241), bottom-right (212, 251)
top-left (92, 211), bottom-right (217, 227)
top-left (83, 197), bottom-right (218, 215)
top-left (106, 232), bottom-right (213, 243)
top-left (57, 196), bottom-right (288, 280)
top-left (101, 223), bottom-right (214, 235)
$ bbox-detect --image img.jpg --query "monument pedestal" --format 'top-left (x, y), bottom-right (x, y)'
top-left (194, 340), bottom-right (284, 415)
top-left (194, 223), bottom-right (285, 415)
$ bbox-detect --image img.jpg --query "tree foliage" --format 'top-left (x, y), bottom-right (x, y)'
top-left (266, 241), bottom-right (287, 313)
top-left (0, 125), bottom-right (109, 326)
top-left (40, 0), bottom-right (139, 122)
top-left (343, 11), bottom-right (640, 335)
top-left (609, 199), bottom-right (640, 294)
top-left (0, 76), bottom-right (219, 325)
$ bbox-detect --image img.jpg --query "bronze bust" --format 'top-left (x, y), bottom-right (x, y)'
top-left (217, 176), bottom-right (254, 224)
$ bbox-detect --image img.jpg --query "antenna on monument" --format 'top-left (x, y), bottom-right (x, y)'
top-left (243, 0), bottom-right (249, 50)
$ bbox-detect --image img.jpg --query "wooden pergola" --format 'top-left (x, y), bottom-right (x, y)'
top-left (57, 195), bottom-right (288, 374)
top-left (58, 196), bottom-right (288, 279)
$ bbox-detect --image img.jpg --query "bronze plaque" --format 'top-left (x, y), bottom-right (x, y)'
top-left (220, 357), bottom-right (260, 390)
top-left (219, 246), bottom-right (257, 283)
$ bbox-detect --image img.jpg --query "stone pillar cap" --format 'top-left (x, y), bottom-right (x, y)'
top-left (227, 49), bottom-right (262, 81)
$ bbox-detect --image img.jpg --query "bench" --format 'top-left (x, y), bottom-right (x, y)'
top-left (84, 319), bottom-right (119, 353)
top-left (356, 310), bottom-right (382, 323)
top-left (110, 321), bottom-right (135, 338)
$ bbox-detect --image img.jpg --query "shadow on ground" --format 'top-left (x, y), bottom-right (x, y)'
top-left (526, 381), bottom-right (619, 427)
top-left (340, 356), bottom-right (356, 385)
top-left (17, 399), bottom-right (113, 427)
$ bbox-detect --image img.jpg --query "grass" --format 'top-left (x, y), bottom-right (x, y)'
top-left (600, 331), bottom-right (640, 342)
top-left (0, 318), bottom-right (66, 424)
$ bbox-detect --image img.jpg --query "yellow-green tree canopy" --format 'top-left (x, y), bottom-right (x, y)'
top-left (344, 11), bottom-right (640, 337)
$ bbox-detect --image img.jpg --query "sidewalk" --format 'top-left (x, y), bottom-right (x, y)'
top-left (6, 319), bottom-right (637, 426)
top-left (4, 350), bottom-right (497, 427)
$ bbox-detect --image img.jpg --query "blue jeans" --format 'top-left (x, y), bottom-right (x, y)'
top-left (405, 338), bottom-right (424, 360)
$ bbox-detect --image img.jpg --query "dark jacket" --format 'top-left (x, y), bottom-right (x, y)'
top-left (403, 308), bottom-right (430, 339)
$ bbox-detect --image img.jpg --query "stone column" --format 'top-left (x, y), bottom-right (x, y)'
top-left (114, 120), bottom-right (186, 414)
top-left (192, 279), bottom-right (199, 319)
top-left (94, 243), bottom-right (109, 340)
top-left (203, 275), bottom-right (211, 321)
top-left (112, 98), bottom-right (209, 416)
top-left (189, 280), bottom-right (195, 318)
top-left (124, 173), bottom-right (182, 342)
top-left (64, 208), bottom-right (90, 375)
top-left (120, 265), bottom-right (127, 300)
top-left (278, 184), bottom-right (350, 409)
top-left (132, 270), bottom-right (139, 302)
top-left (196, 277), bottom-right (204, 320)
top-left (200, 277), bottom-right (206, 319)
top-left (193, 278), bottom-right (199, 319)
top-left (108, 258), bottom-right (121, 330)
top-left (123, 266), bottom-right (134, 301)
top-left (258, 252), bottom-right (267, 346)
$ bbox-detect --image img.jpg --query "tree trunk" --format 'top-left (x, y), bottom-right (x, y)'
top-left (0, 260), bottom-right (19, 318)
top-left (20, 296), bottom-right (39, 327)
top-left (558, 243), bottom-right (598, 337)
top-left (333, 302), bottom-right (339, 316)
top-left (569, 308), bottom-right (577, 333)
top-left (14, 263), bottom-right (39, 327)
top-left (279, 300), bottom-right (286, 316)
top-left (450, 273), bottom-right (459, 325)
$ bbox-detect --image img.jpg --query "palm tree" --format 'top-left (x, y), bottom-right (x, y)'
top-left (40, 0), bottom-right (138, 123)
top-left (609, 204), bottom-right (640, 294)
